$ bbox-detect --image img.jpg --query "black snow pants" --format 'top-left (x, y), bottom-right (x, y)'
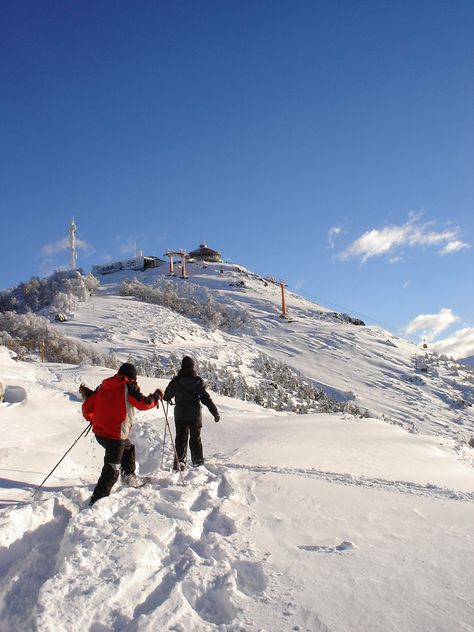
top-left (174, 419), bottom-right (203, 468)
top-left (92, 435), bottom-right (136, 501)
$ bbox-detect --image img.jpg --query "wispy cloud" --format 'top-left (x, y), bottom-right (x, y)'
top-left (328, 226), bottom-right (343, 249)
top-left (38, 258), bottom-right (60, 278)
top-left (39, 231), bottom-right (95, 278)
top-left (340, 215), bottom-right (469, 263)
top-left (293, 279), bottom-right (306, 291)
top-left (388, 254), bottom-right (403, 264)
top-left (438, 240), bottom-right (470, 256)
top-left (404, 308), bottom-right (460, 342)
top-left (430, 327), bottom-right (474, 360)
top-left (41, 236), bottom-right (94, 256)
top-left (41, 237), bottom-right (69, 256)
top-left (76, 238), bottom-right (94, 254)
top-left (115, 235), bottom-right (143, 257)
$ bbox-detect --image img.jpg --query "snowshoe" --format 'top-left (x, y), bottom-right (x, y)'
top-left (121, 474), bottom-right (150, 488)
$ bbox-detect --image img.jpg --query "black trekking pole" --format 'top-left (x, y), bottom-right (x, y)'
top-left (160, 401), bottom-right (169, 469)
top-left (32, 424), bottom-right (92, 498)
top-left (161, 400), bottom-right (186, 487)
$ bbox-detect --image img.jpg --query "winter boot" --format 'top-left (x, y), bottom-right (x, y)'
top-left (122, 473), bottom-right (142, 487)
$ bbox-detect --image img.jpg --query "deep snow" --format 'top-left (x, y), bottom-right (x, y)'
top-left (1, 261), bottom-right (474, 632)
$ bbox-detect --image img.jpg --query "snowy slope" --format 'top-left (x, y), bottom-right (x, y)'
top-left (1, 262), bottom-right (474, 632)
top-left (55, 262), bottom-right (474, 442)
top-left (461, 355), bottom-right (474, 367)
top-left (1, 348), bottom-right (474, 632)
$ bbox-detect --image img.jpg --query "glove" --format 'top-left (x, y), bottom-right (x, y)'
top-left (79, 383), bottom-right (94, 400)
top-left (153, 388), bottom-right (164, 403)
top-left (214, 414), bottom-right (220, 423)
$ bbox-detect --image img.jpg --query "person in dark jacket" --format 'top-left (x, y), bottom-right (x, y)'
top-left (163, 356), bottom-right (219, 470)
top-left (82, 363), bottom-right (163, 505)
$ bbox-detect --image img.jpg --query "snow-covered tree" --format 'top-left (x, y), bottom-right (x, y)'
top-left (0, 270), bottom-right (98, 316)
top-left (0, 311), bottom-right (117, 367)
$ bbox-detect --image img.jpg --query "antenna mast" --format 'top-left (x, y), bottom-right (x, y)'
top-left (68, 217), bottom-right (77, 270)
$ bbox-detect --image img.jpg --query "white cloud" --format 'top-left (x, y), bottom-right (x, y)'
top-left (389, 254), bottom-right (403, 264)
top-left (41, 237), bottom-right (69, 256)
top-left (407, 226), bottom-right (457, 248)
top-left (341, 224), bottom-right (411, 262)
top-left (430, 327), bottom-right (474, 361)
top-left (41, 236), bottom-right (93, 256)
top-left (116, 236), bottom-right (143, 256)
top-left (438, 240), bottom-right (470, 255)
top-left (328, 226), bottom-right (343, 249)
top-left (38, 258), bottom-right (58, 278)
top-left (76, 238), bottom-right (94, 253)
top-left (340, 216), bottom-right (469, 263)
top-left (404, 308), bottom-right (460, 342)
top-left (293, 280), bottom-right (306, 291)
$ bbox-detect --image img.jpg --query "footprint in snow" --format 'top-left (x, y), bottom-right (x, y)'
top-left (194, 573), bottom-right (238, 625)
top-left (298, 540), bottom-right (356, 553)
top-left (232, 560), bottom-right (268, 596)
top-left (190, 490), bottom-right (214, 512)
top-left (217, 475), bottom-right (233, 499)
top-left (203, 507), bottom-right (236, 536)
top-left (153, 500), bottom-right (190, 521)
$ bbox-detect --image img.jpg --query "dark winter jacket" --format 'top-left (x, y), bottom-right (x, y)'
top-left (82, 374), bottom-right (158, 440)
top-left (164, 368), bottom-right (218, 424)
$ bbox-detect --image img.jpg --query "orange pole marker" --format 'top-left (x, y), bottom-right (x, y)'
top-left (280, 282), bottom-right (287, 316)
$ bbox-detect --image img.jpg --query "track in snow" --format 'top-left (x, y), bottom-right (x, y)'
top-left (220, 461), bottom-right (474, 503)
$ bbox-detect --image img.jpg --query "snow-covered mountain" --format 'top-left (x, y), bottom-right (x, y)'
top-left (1, 260), bottom-right (474, 632)
top-left (460, 355), bottom-right (474, 367)
top-left (51, 261), bottom-right (474, 442)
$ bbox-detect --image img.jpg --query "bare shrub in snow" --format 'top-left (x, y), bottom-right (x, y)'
top-left (127, 350), bottom-right (365, 416)
top-left (335, 312), bottom-right (366, 326)
top-left (263, 276), bottom-right (278, 285)
top-left (120, 278), bottom-right (255, 331)
top-left (0, 311), bottom-right (118, 367)
top-left (126, 352), bottom-right (170, 378)
top-left (251, 354), bottom-right (364, 415)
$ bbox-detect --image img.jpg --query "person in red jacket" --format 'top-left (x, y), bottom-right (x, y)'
top-left (82, 363), bottom-right (163, 506)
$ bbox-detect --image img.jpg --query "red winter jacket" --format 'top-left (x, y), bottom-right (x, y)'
top-left (82, 374), bottom-right (158, 440)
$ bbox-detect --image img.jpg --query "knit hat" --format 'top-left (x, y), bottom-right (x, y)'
top-left (117, 362), bottom-right (138, 381)
top-left (181, 356), bottom-right (195, 371)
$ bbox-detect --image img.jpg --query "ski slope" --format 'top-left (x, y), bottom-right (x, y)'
top-left (1, 261), bottom-right (474, 631)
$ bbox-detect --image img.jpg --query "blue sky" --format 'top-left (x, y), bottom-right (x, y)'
top-left (1, 1), bottom-right (473, 357)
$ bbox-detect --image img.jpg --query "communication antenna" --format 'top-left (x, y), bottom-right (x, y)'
top-left (68, 217), bottom-right (77, 270)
